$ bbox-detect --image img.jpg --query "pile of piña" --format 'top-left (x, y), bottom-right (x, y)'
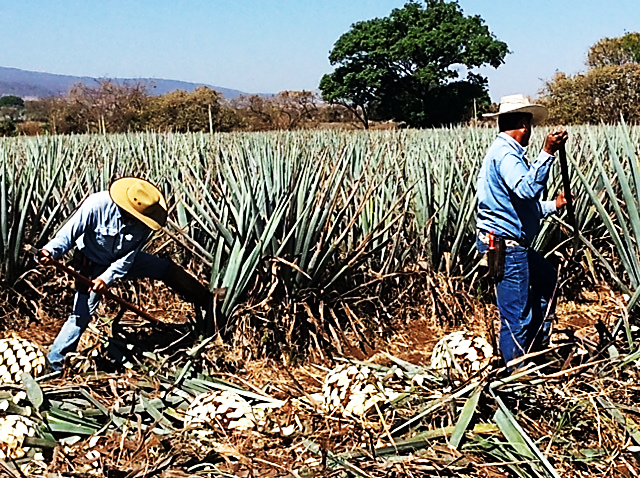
top-left (0, 414), bottom-right (37, 459)
top-left (430, 331), bottom-right (493, 380)
top-left (321, 364), bottom-right (403, 417)
top-left (0, 337), bottom-right (47, 383)
top-left (183, 390), bottom-right (268, 431)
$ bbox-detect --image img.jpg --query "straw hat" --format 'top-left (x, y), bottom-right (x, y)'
top-left (483, 94), bottom-right (548, 125)
top-left (109, 177), bottom-right (167, 231)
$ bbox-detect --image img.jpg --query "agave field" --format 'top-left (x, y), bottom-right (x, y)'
top-left (0, 125), bottom-right (639, 476)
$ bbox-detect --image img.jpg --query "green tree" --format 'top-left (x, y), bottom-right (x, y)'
top-left (0, 120), bottom-right (17, 137)
top-left (0, 95), bottom-right (26, 128)
top-left (587, 32), bottom-right (640, 68)
top-left (319, 0), bottom-right (508, 128)
top-left (540, 32), bottom-right (640, 124)
top-left (0, 95), bottom-right (25, 108)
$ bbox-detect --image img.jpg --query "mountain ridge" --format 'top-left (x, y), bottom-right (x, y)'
top-left (0, 66), bottom-right (255, 99)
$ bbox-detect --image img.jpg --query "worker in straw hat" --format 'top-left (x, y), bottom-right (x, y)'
top-left (39, 177), bottom-right (212, 370)
top-left (476, 94), bottom-right (569, 367)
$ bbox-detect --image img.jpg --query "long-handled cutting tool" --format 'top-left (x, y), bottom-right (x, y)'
top-left (558, 143), bottom-right (579, 251)
top-left (25, 244), bottom-right (160, 324)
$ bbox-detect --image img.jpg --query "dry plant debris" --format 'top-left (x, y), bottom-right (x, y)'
top-left (0, 289), bottom-right (636, 478)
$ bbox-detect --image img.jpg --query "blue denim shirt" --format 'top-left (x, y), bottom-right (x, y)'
top-left (476, 133), bottom-right (557, 244)
top-left (44, 191), bottom-right (151, 286)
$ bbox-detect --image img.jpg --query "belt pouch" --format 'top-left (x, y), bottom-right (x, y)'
top-left (487, 235), bottom-right (506, 281)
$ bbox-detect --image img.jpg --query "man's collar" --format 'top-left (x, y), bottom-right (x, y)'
top-left (498, 132), bottom-right (526, 155)
top-left (115, 204), bottom-right (137, 226)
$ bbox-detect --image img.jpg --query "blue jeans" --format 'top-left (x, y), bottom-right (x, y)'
top-left (47, 251), bottom-right (171, 370)
top-left (477, 239), bottom-right (557, 365)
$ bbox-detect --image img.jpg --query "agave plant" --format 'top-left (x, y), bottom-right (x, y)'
top-left (2, 125), bottom-right (640, 334)
top-left (171, 131), bottom-right (408, 337)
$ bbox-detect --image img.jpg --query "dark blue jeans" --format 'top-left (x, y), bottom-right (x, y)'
top-left (477, 239), bottom-right (557, 365)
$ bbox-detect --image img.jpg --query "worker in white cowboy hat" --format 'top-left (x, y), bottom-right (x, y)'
top-left (39, 177), bottom-right (212, 370)
top-left (476, 94), bottom-right (569, 368)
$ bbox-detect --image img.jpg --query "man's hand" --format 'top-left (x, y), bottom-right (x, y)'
top-left (543, 129), bottom-right (569, 155)
top-left (555, 192), bottom-right (568, 210)
top-left (38, 249), bottom-right (53, 265)
top-left (91, 278), bottom-right (108, 294)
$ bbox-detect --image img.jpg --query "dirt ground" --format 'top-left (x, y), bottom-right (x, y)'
top-left (2, 278), bottom-right (623, 380)
top-left (0, 275), bottom-right (632, 477)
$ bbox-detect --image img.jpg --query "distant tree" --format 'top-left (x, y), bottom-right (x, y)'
top-left (0, 95), bottom-right (26, 126)
top-left (0, 120), bottom-right (17, 137)
top-left (146, 87), bottom-right (234, 132)
top-left (542, 67), bottom-right (640, 124)
top-left (540, 32), bottom-right (640, 124)
top-left (587, 32), bottom-right (640, 68)
top-left (233, 91), bottom-right (321, 130)
top-left (24, 98), bottom-right (58, 126)
top-left (23, 84), bottom-right (351, 134)
top-left (16, 121), bottom-right (44, 136)
top-left (319, 0), bottom-right (508, 128)
top-left (68, 80), bottom-right (149, 133)
top-left (276, 90), bottom-right (320, 128)
top-left (0, 95), bottom-right (25, 108)
top-left (230, 91), bottom-right (333, 131)
top-left (31, 80), bottom-right (150, 134)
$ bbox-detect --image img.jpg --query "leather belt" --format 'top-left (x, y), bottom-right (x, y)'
top-left (477, 230), bottom-right (525, 248)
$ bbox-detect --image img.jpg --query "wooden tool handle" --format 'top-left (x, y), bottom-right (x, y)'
top-left (25, 245), bottom-right (160, 324)
top-left (558, 144), bottom-right (579, 248)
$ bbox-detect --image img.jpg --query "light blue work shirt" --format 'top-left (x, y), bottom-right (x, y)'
top-left (44, 191), bottom-right (151, 286)
top-left (476, 133), bottom-right (557, 244)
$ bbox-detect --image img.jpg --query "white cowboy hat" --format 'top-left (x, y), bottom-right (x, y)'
top-left (109, 177), bottom-right (167, 231)
top-left (483, 94), bottom-right (548, 125)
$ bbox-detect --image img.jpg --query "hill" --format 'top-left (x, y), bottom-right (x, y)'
top-left (0, 66), bottom-right (250, 99)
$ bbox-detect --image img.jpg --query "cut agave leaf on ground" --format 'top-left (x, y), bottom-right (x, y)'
top-left (185, 378), bottom-right (285, 405)
top-left (20, 373), bottom-right (44, 411)
top-left (355, 427), bottom-right (455, 458)
top-left (303, 438), bottom-right (372, 478)
top-left (141, 395), bottom-right (174, 430)
top-left (382, 352), bottom-right (431, 376)
top-left (463, 435), bottom-right (531, 478)
top-left (450, 382), bottom-right (483, 449)
top-left (391, 380), bottom-right (480, 435)
top-left (492, 391), bottom-right (561, 478)
top-left (45, 416), bottom-right (101, 436)
top-left (593, 392), bottom-right (640, 445)
top-left (23, 436), bottom-right (58, 448)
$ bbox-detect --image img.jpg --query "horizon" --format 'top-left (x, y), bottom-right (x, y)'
top-left (1, 1), bottom-right (638, 100)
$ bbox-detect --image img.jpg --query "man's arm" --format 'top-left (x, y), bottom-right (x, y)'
top-left (540, 192), bottom-right (569, 218)
top-left (499, 150), bottom-right (555, 200)
top-left (41, 228), bottom-right (144, 294)
top-left (42, 195), bottom-right (98, 260)
top-left (499, 129), bottom-right (569, 200)
top-left (96, 244), bottom-right (143, 287)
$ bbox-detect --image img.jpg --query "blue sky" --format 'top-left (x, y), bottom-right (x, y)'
top-left (1, 0), bottom-right (638, 100)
